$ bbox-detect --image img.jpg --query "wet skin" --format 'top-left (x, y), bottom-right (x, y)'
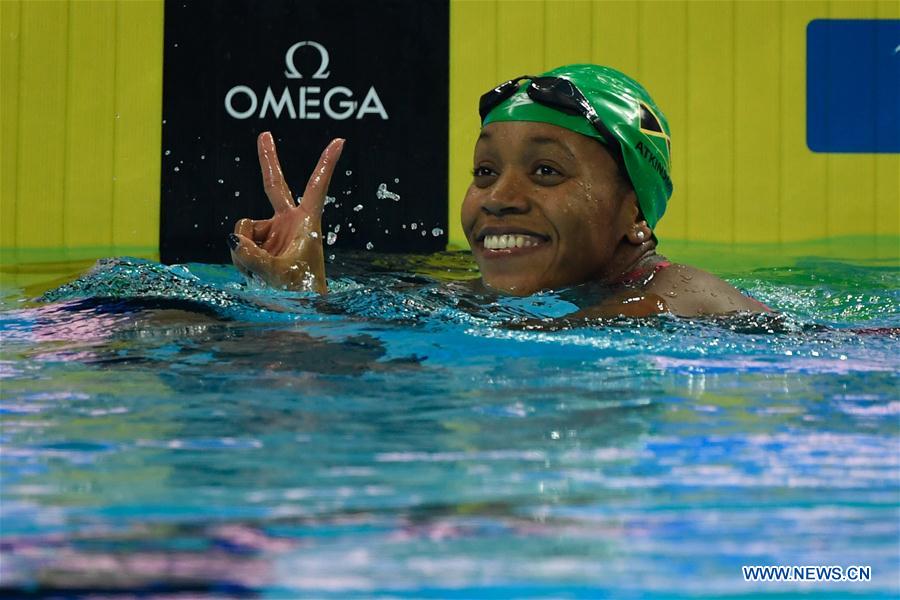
top-left (230, 127), bottom-right (770, 318)
top-left (462, 121), bottom-right (647, 296)
top-left (461, 121), bottom-right (770, 318)
top-left (229, 132), bottom-right (344, 294)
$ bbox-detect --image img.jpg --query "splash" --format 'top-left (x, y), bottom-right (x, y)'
top-left (376, 183), bottom-right (400, 202)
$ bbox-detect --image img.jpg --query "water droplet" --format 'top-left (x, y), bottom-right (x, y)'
top-left (410, 223), bottom-right (417, 230)
top-left (162, 119), bottom-right (167, 124)
top-left (366, 242), bottom-right (374, 250)
top-left (376, 182), bottom-right (400, 202)
top-left (200, 154), bottom-right (206, 160)
top-left (234, 156), bottom-right (240, 162)
top-left (310, 231), bottom-right (319, 239)
top-left (394, 177), bottom-right (399, 183)
top-left (218, 179), bottom-right (224, 184)
top-left (325, 195), bottom-right (335, 206)
top-left (234, 191), bottom-right (240, 197)
top-left (345, 170), bottom-right (352, 176)
top-left (164, 149), bottom-right (171, 156)
top-left (431, 227), bottom-right (443, 236)
top-left (665, 291), bottom-right (677, 297)
top-left (353, 204), bottom-right (363, 212)
top-left (328, 254), bottom-right (335, 261)
top-left (326, 232), bottom-right (337, 245)
top-left (384, 229), bottom-right (389, 234)
top-left (193, 223), bottom-right (198, 228)
top-left (334, 224), bottom-right (341, 233)
top-left (115, 113), bottom-right (120, 120)
top-left (174, 42), bottom-right (179, 47)
top-left (350, 227), bottom-right (356, 233)
top-left (402, 224), bottom-right (407, 229)
top-left (421, 230), bottom-right (426, 236)
top-left (173, 166), bottom-right (180, 172)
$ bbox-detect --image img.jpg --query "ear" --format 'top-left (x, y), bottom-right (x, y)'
top-left (619, 191), bottom-right (651, 245)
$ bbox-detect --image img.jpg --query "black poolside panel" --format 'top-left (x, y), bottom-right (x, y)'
top-left (160, 0), bottom-right (449, 264)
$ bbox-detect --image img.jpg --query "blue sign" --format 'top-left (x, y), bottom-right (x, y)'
top-left (807, 19), bottom-right (900, 153)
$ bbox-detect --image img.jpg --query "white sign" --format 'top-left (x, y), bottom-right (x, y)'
top-left (224, 41), bottom-right (389, 121)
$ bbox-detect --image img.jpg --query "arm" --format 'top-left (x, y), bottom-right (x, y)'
top-left (228, 132), bottom-right (344, 293)
top-left (572, 291), bottom-right (671, 318)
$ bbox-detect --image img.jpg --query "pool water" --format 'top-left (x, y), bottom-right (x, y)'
top-left (1, 245), bottom-right (898, 598)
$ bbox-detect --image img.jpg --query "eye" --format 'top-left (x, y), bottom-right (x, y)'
top-left (531, 164), bottom-right (565, 184)
top-left (534, 164), bottom-right (560, 177)
top-left (471, 165), bottom-right (497, 188)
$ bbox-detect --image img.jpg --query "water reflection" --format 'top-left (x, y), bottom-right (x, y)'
top-left (0, 253), bottom-right (897, 596)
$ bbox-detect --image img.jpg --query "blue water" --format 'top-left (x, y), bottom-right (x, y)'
top-left (0, 251), bottom-right (898, 598)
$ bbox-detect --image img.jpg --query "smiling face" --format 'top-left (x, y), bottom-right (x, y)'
top-left (461, 121), bottom-right (640, 295)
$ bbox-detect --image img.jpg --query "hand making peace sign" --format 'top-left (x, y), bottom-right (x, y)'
top-left (228, 132), bottom-right (344, 293)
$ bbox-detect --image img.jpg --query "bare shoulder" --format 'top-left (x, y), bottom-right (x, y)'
top-left (644, 262), bottom-right (771, 317)
top-left (552, 260), bottom-right (771, 320)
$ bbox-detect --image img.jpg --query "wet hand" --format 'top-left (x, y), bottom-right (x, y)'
top-left (229, 132), bottom-right (344, 293)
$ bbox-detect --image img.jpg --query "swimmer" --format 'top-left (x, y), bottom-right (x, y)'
top-left (228, 64), bottom-right (771, 318)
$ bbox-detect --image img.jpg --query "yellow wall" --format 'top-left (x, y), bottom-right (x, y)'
top-left (1, 0), bottom-right (164, 260)
top-left (1, 0), bottom-right (897, 261)
top-left (449, 0), bottom-right (900, 249)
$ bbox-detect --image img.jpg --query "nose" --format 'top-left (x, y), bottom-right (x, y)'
top-left (481, 171), bottom-right (530, 216)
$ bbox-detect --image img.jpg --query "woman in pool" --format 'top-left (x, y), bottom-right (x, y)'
top-left (228, 64), bottom-right (769, 318)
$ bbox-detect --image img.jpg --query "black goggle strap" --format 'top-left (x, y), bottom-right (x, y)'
top-left (479, 75), bottom-right (628, 179)
top-left (529, 78), bottom-right (618, 139)
top-left (529, 78), bottom-right (626, 170)
top-left (478, 75), bottom-right (532, 122)
top-left (584, 109), bottom-right (625, 168)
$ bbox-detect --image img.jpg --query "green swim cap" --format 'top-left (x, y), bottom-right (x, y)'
top-left (482, 64), bottom-right (673, 230)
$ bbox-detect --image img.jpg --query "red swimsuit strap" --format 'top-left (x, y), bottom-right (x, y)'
top-left (618, 258), bottom-right (672, 284)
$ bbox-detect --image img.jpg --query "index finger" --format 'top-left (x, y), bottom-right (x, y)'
top-left (234, 218), bottom-right (273, 245)
top-left (298, 138), bottom-right (345, 219)
top-left (257, 131), bottom-right (295, 214)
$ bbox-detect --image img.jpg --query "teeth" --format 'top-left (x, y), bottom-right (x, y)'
top-left (483, 234), bottom-right (542, 250)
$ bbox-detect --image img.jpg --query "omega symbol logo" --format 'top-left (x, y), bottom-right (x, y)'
top-left (283, 41), bottom-right (330, 79)
top-left (224, 41), bottom-right (388, 121)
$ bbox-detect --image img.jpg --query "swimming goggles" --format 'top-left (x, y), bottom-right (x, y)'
top-left (478, 75), bottom-right (625, 169)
